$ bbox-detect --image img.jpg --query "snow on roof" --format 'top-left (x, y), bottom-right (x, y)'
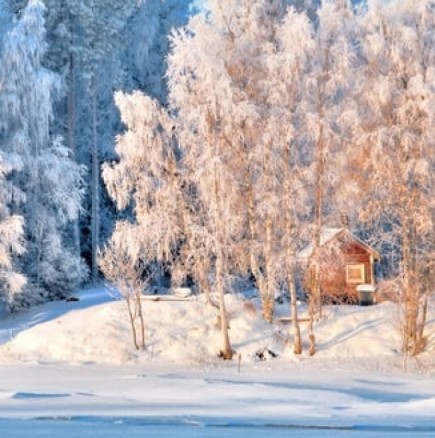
top-left (297, 227), bottom-right (380, 261)
top-left (297, 227), bottom-right (343, 260)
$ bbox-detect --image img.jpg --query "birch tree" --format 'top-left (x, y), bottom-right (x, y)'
top-left (103, 93), bottom-right (213, 353)
top-left (171, 0), bottom-right (294, 325)
top-left (168, 4), bottom-right (258, 358)
top-left (103, 91), bottom-right (185, 286)
top-left (356, 0), bottom-right (434, 358)
top-left (271, 6), bottom-right (315, 354)
top-left (229, 0), bottom-right (287, 325)
top-left (98, 223), bottom-right (146, 351)
top-left (301, 0), bottom-right (361, 354)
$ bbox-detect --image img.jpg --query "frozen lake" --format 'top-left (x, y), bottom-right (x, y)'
top-left (0, 363), bottom-right (434, 438)
top-left (2, 417), bottom-right (435, 438)
top-left (0, 362), bottom-right (434, 438)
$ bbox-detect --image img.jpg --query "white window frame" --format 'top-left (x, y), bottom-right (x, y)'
top-left (346, 264), bottom-right (365, 284)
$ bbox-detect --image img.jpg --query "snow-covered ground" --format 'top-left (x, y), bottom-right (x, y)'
top-left (0, 287), bottom-right (434, 437)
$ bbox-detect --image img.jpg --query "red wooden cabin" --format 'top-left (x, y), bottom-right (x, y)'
top-left (298, 228), bottom-right (381, 304)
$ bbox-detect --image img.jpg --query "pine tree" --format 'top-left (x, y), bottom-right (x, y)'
top-left (0, 156), bottom-right (26, 309)
top-left (41, 0), bottom-right (191, 283)
top-left (0, 0), bottom-right (86, 307)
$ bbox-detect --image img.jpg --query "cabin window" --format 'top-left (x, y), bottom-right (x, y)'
top-left (346, 264), bottom-right (365, 284)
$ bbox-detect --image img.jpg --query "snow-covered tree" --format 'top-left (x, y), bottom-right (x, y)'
top-left (40, 0), bottom-right (191, 284)
top-left (127, 0), bottom-right (191, 102)
top-left (298, 0), bottom-right (362, 354)
top-left (0, 0), bottom-right (8, 28)
top-left (0, 156), bottom-right (26, 309)
top-left (271, 6), bottom-right (316, 354)
top-left (170, 1), bottom-right (297, 328)
top-left (0, 0), bottom-right (26, 308)
top-left (0, 0), bottom-right (86, 306)
top-left (98, 222), bottom-right (146, 351)
top-left (64, 0), bottom-right (137, 283)
top-left (166, 0), bottom-right (319, 354)
top-left (103, 91), bottom-right (186, 286)
top-left (168, 1), bottom-right (265, 358)
top-left (1, 0), bottom-right (192, 313)
top-left (107, 44), bottom-right (237, 358)
top-left (355, 0), bottom-right (435, 358)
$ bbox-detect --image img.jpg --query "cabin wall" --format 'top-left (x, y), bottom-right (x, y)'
top-left (308, 240), bottom-right (375, 303)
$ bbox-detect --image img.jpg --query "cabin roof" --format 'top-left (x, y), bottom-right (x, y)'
top-left (297, 227), bottom-right (381, 261)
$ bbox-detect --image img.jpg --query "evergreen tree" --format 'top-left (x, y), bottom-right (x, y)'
top-left (41, 0), bottom-right (191, 282)
top-left (0, 0), bottom-right (86, 307)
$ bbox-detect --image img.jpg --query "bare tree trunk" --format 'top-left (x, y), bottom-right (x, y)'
top-left (401, 220), bottom-right (419, 357)
top-left (415, 291), bottom-right (428, 355)
top-left (417, 240), bottom-right (433, 355)
top-left (306, 119), bottom-right (327, 357)
top-left (245, 171), bottom-right (272, 323)
top-left (247, 200), bottom-right (266, 292)
top-left (91, 74), bottom-right (100, 284)
top-left (262, 137), bottom-right (276, 323)
top-left (34, 222), bottom-right (44, 291)
top-left (135, 288), bottom-right (145, 350)
top-left (216, 245), bottom-right (232, 359)
top-left (308, 295), bottom-right (316, 356)
top-left (263, 215), bottom-right (275, 323)
top-left (282, 140), bottom-right (302, 354)
top-left (209, 113), bottom-right (232, 360)
top-left (312, 124), bottom-right (325, 320)
top-left (66, 10), bottom-right (80, 258)
top-left (125, 295), bottom-right (139, 350)
top-left (288, 259), bottom-right (302, 355)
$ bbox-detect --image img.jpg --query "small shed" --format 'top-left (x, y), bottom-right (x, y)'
top-left (297, 228), bottom-right (381, 304)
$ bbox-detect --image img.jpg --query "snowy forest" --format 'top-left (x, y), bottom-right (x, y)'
top-left (0, 0), bottom-right (433, 359)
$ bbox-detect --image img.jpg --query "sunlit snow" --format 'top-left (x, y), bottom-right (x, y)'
top-left (0, 287), bottom-right (433, 437)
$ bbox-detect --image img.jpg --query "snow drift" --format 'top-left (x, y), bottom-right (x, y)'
top-left (0, 288), bottom-right (433, 372)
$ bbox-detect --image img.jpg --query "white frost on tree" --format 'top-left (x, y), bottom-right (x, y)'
top-left (0, 156), bottom-right (26, 309)
top-left (40, 0), bottom-right (191, 284)
top-left (355, 0), bottom-right (435, 359)
top-left (103, 91), bottom-right (185, 279)
top-left (271, 5), bottom-right (316, 354)
top-left (0, 0), bottom-right (86, 307)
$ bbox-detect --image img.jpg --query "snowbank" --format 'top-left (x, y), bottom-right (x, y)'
top-left (0, 291), bottom-right (276, 365)
top-left (0, 287), bottom-right (433, 373)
